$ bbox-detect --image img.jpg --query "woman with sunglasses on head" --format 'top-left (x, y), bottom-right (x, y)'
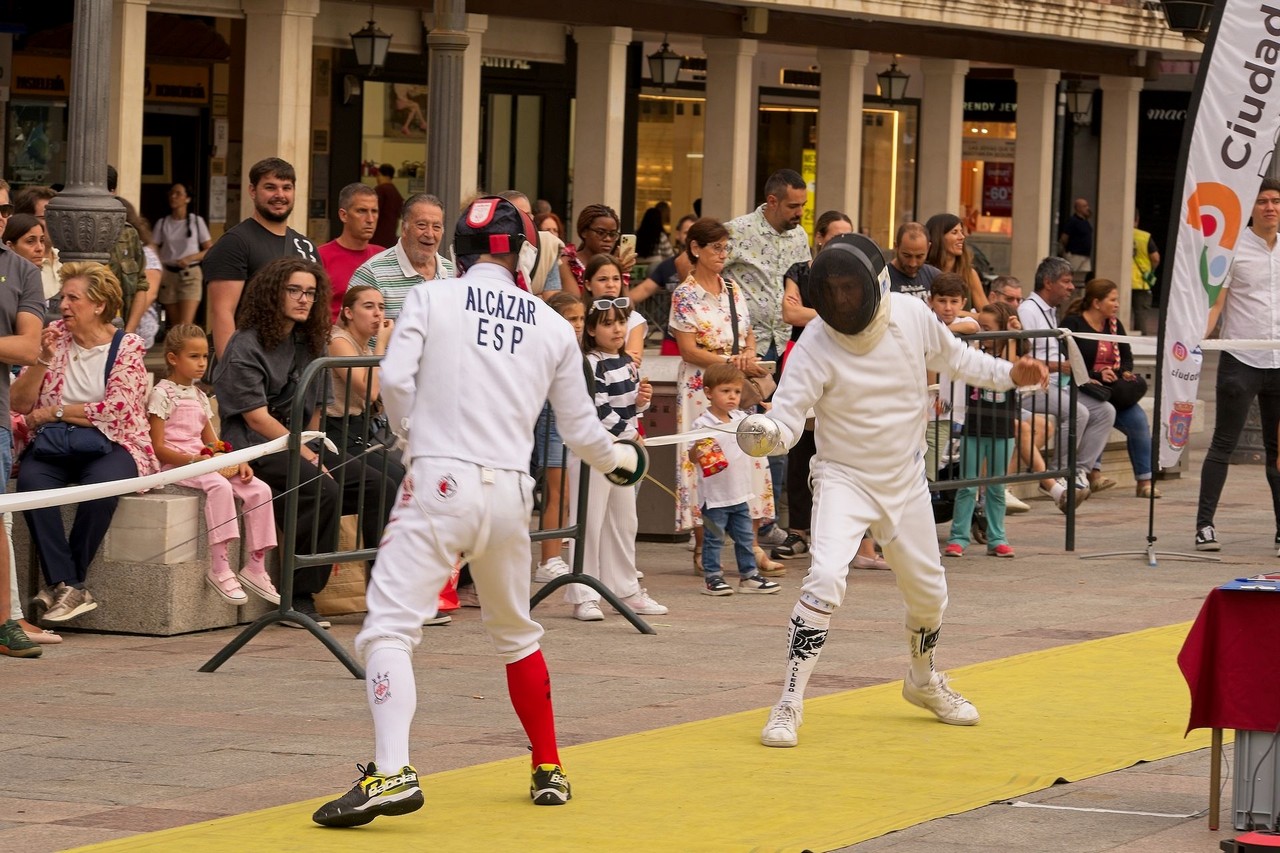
top-left (564, 203), bottom-right (636, 289)
top-left (152, 183), bottom-right (213, 328)
top-left (669, 217), bottom-right (780, 578)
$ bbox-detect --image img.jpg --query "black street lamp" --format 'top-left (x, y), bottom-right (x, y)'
top-left (647, 35), bottom-right (683, 89)
top-left (876, 61), bottom-right (910, 105)
top-left (351, 9), bottom-right (392, 77)
top-left (1160, 0), bottom-right (1213, 38)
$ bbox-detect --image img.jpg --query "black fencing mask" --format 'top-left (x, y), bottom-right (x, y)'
top-left (808, 234), bottom-right (890, 336)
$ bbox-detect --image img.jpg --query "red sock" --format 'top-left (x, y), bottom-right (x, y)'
top-left (505, 649), bottom-right (561, 768)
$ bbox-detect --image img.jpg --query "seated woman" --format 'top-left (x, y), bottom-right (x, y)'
top-left (13, 262), bottom-right (158, 623)
top-left (213, 257), bottom-right (399, 626)
top-left (1061, 278), bottom-right (1158, 498)
top-left (325, 284), bottom-right (404, 484)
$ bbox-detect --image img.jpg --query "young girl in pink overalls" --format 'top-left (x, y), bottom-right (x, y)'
top-left (146, 325), bottom-right (278, 605)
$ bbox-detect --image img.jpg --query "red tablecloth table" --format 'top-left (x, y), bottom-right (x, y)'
top-left (1178, 587), bottom-right (1280, 830)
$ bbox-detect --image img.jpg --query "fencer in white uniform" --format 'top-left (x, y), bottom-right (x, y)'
top-left (314, 197), bottom-right (646, 827)
top-left (741, 234), bottom-right (1047, 748)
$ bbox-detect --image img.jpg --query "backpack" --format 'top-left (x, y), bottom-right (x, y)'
top-left (109, 221), bottom-right (144, 321)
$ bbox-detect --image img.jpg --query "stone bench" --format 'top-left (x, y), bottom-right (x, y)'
top-left (12, 484), bottom-right (276, 636)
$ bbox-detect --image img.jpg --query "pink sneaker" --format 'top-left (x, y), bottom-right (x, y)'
top-left (943, 544), bottom-right (965, 558)
top-left (207, 566), bottom-right (248, 605)
top-left (237, 566), bottom-right (281, 605)
top-left (987, 544), bottom-right (1015, 558)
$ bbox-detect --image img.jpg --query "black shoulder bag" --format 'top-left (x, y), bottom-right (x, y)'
top-left (31, 330), bottom-right (124, 459)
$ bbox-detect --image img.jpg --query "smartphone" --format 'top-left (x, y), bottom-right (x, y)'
top-left (618, 233), bottom-right (637, 256)
top-left (757, 360), bottom-right (777, 372)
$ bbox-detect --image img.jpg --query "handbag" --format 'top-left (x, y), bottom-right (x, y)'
top-left (1107, 373), bottom-right (1148, 411)
top-left (30, 330), bottom-right (124, 460)
top-left (1079, 382), bottom-right (1111, 403)
top-left (724, 280), bottom-right (777, 410)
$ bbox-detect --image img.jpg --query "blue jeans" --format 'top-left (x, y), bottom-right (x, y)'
top-left (701, 502), bottom-right (755, 579)
top-left (948, 436), bottom-right (1012, 548)
top-left (1111, 403), bottom-right (1152, 481)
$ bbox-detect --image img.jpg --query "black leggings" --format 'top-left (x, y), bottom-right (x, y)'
top-left (1196, 353), bottom-right (1280, 531)
top-left (786, 428), bottom-right (816, 533)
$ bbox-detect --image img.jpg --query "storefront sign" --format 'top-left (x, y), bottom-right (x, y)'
top-left (963, 79), bottom-right (1017, 122)
top-left (482, 56), bottom-right (532, 71)
top-left (960, 137), bottom-right (1015, 162)
top-left (209, 175), bottom-right (227, 224)
top-left (13, 56), bottom-right (68, 97)
top-left (145, 64), bottom-right (210, 105)
top-left (981, 162), bottom-right (1014, 217)
top-left (801, 148), bottom-right (816, 241)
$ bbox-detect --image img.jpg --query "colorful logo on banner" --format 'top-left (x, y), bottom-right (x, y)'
top-left (1168, 401), bottom-right (1196, 451)
top-left (1185, 181), bottom-right (1242, 304)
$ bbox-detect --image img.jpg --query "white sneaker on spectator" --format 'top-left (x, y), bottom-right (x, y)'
top-left (1004, 492), bottom-right (1030, 514)
top-left (534, 557), bottom-right (571, 583)
top-left (757, 525), bottom-right (787, 547)
top-left (618, 589), bottom-right (668, 616)
top-left (572, 601), bottom-right (604, 622)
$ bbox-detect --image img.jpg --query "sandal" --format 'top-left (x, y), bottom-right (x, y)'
top-left (1136, 481), bottom-right (1162, 499)
top-left (1088, 474), bottom-right (1117, 493)
top-left (753, 546), bottom-right (786, 577)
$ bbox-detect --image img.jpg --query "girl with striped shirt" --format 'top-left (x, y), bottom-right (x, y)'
top-left (562, 296), bottom-right (667, 622)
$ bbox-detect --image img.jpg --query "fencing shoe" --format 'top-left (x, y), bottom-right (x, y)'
top-left (312, 762), bottom-right (423, 827)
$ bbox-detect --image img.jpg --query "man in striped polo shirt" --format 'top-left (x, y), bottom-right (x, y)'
top-left (348, 193), bottom-right (455, 318)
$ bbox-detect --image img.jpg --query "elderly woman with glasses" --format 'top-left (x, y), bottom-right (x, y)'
top-left (12, 262), bottom-right (158, 625)
top-left (563, 203), bottom-right (636, 289)
top-left (668, 217), bottom-right (779, 578)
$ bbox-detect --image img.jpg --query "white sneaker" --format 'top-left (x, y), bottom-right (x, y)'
top-left (761, 702), bottom-right (803, 748)
top-left (1004, 492), bottom-right (1030, 514)
top-left (902, 671), bottom-right (979, 726)
top-left (618, 589), bottom-right (668, 616)
top-left (758, 525), bottom-right (788, 547)
top-left (572, 601), bottom-right (604, 622)
top-left (534, 556), bottom-right (571, 583)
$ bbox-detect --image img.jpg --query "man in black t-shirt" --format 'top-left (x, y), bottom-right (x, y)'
top-left (205, 157), bottom-right (318, 357)
top-left (886, 222), bottom-right (939, 302)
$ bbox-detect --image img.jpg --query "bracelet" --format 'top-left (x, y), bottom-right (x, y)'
top-left (36, 357), bottom-right (51, 368)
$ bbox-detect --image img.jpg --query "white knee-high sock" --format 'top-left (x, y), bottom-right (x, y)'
top-left (779, 600), bottom-right (831, 706)
top-left (366, 646), bottom-right (416, 771)
top-left (908, 626), bottom-right (941, 686)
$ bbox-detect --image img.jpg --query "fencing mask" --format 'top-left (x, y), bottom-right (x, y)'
top-left (808, 233), bottom-right (891, 336)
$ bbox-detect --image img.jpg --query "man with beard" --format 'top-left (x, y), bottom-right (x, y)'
top-left (206, 158), bottom-right (318, 357)
top-left (348, 193), bottom-right (455, 320)
top-left (886, 221), bottom-right (940, 303)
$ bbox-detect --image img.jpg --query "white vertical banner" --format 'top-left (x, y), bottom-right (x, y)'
top-left (1158, 1), bottom-right (1280, 468)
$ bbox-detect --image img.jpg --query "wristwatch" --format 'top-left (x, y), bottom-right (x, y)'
top-left (54, 405), bottom-right (64, 421)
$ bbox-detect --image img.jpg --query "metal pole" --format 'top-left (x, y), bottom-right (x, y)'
top-left (43, 0), bottom-right (125, 263)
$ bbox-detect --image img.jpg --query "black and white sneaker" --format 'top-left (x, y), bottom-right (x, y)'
top-left (1195, 526), bottom-right (1221, 552)
top-left (701, 576), bottom-right (734, 596)
top-left (312, 762), bottom-right (424, 827)
top-left (771, 533), bottom-right (809, 560)
top-left (530, 763), bottom-right (571, 805)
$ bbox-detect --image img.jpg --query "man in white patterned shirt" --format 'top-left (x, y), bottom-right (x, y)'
top-left (348, 193), bottom-right (455, 319)
top-left (723, 169), bottom-right (812, 542)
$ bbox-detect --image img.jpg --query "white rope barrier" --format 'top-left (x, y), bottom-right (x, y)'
top-left (0, 430), bottom-right (332, 513)
top-left (1063, 329), bottom-right (1280, 353)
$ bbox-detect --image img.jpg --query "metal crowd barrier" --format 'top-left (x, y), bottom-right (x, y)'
top-left (925, 327), bottom-right (1080, 552)
top-left (202, 355), bottom-right (397, 678)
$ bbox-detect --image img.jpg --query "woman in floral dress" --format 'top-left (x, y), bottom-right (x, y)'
top-left (668, 218), bottom-right (778, 574)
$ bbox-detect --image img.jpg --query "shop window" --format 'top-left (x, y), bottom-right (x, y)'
top-left (358, 81), bottom-right (428, 195)
top-left (960, 120), bottom-right (1017, 275)
top-left (8, 100), bottom-right (68, 187)
top-left (635, 94), bottom-right (705, 225)
top-left (861, 105), bottom-right (918, 250)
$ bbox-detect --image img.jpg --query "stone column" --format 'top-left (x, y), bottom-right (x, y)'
top-left (1011, 67), bottom-right (1061, 283)
top-left (46, 0), bottom-right (124, 263)
top-left (108, 0), bottom-right (149, 207)
top-left (460, 14), bottom-right (487, 202)
top-left (702, 38), bottom-right (758, 221)
top-left (572, 26), bottom-right (631, 218)
top-left (917, 59), bottom-right (969, 220)
top-left (815, 49), bottom-right (868, 222)
top-left (1096, 75), bottom-right (1142, 323)
top-left (240, 0), bottom-right (320, 231)
top-left (425, 0), bottom-right (469, 237)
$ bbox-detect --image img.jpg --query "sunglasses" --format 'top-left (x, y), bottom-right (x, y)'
top-left (591, 297), bottom-right (631, 311)
top-left (0, 205), bottom-right (12, 217)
